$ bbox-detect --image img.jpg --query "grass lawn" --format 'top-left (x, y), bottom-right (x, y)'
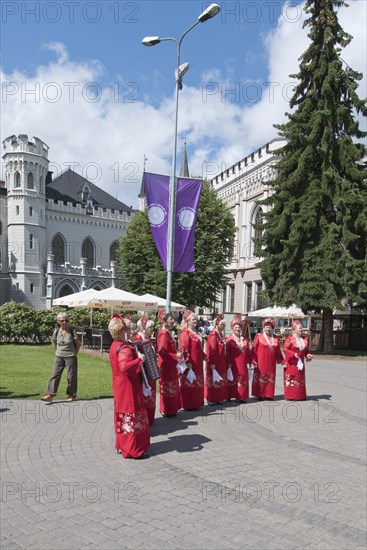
top-left (0, 345), bottom-right (113, 400)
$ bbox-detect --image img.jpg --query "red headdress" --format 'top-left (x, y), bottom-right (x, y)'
top-left (158, 310), bottom-right (173, 324)
top-left (230, 316), bottom-right (243, 329)
top-left (262, 317), bottom-right (275, 328)
top-left (108, 314), bottom-right (126, 338)
top-left (137, 315), bottom-right (148, 331)
top-left (291, 319), bottom-right (303, 331)
top-left (111, 313), bottom-right (122, 320)
top-left (213, 314), bottom-right (224, 327)
top-left (123, 314), bottom-right (134, 329)
top-left (183, 310), bottom-right (194, 324)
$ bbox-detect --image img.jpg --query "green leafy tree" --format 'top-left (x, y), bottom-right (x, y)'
top-left (175, 182), bottom-right (236, 308)
top-left (256, 0), bottom-right (367, 353)
top-left (118, 210), bottom-right (167, 298)
top-left (117, 181), bottom-right (236, 308)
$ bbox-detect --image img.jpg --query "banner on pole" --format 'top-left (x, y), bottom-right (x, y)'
top-left (143, 172), bottom-right (203, 272)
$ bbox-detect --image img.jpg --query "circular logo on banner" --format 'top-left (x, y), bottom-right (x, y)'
top-left (148, 204), bottom-right (166, 227)
top-left (178, 207), bottom-right (196, 230)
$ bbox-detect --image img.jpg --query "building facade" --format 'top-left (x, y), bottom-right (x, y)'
top-left (0, 134), bottom-right (133, 308)
top-left (210, 137), bottom-right (286, 317)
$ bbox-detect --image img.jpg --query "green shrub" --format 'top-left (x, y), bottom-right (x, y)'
top-left (0, 303), bottom-right (119, 343)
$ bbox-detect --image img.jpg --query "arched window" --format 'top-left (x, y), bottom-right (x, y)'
top-left (59, 284), bottom-right (74, 297)
top-left (252, 207), bottom-right (263, 258)
top-left (52, 234), bottom-right (66, 265)
top-left (14, 172), bottom-right (21, 188)
top-left (109, 241), bottom-right (119, 263)
top-left (82, 237), bottom-right (95, 268)
top-left (27, 173), bottom-right (34, 189)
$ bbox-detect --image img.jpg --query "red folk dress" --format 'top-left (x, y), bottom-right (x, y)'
top-left (205, 330), bottom-right (228, 403)
top-left (251, 333), bottom-right (284, 399)
top-left (179, 328), bottom-right (205, 410)
top-left (226, 336), bottom-right (238, 400)
top-left (133, 334), bottom-right (157, 426)
top-left (283, 335), bottom-right (310, 400)
top-left (109, 340), bottom-right (150, 458)
top-left (157, 328), bottom-right (181, 416)
top-left (226, 335), bottom-right (252, 401)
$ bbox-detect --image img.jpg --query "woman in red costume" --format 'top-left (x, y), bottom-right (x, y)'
top-left (283, 320), bottom-right (313, 400)
top-left (134, 315), bottom-right (157, 426)
top-left (179, 310), bottom-right (206, 410)
top-left (226, 316), bottom-right (252, 402)
top-left (205, 314), bottom-right (228, 404)
top-left (157, 310), bottom-right (182, 417)
top-left (251, 318), bottom-right (284, 400)
top-left (108, 314), bottom-right (150, 459)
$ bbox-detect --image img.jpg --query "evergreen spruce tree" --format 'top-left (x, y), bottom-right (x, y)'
top-left (117, 182), bottom-right (236, 308)
top-left (257, 0), bottom-right (367, 353)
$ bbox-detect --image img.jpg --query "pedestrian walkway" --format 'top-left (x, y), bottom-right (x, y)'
top-left (1, 358), bottom-right (366, 549)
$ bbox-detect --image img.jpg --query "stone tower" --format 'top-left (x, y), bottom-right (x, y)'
top-left (3, 134), bottom-right (49, 307)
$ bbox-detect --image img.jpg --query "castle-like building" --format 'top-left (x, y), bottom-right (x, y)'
top-left (210, 137), bottom-right (286, 317)
top-left (0, 134), bottom-right (133, 308)
top-left (138, 137), bottom-right (286, 319)
top-left (1, 133), bottom-right (285, 316)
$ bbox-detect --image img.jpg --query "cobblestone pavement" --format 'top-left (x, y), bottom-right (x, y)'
top-left (1, 358), bottom-right (366, 550)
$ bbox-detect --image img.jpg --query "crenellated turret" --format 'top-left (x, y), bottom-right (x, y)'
top-left (3, 134), bottom-right (49, 307)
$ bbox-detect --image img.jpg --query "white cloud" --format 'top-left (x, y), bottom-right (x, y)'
top-left (1, 2), bottom-right (365, 208)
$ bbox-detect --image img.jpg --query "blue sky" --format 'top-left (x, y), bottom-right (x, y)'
top-left (1, 1), bottom-right (366, 208)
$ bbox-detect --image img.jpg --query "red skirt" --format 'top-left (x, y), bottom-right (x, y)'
top-left (252, 366), bottom-right (276, 398)
top-left (205, 365), bottom-right (228, 403)
top-left (115, 407), bottom-right (150, 458)
top-left (180, 370), bottom-right (204, 410)
top-left (284, 366), bottom-right (306, 400)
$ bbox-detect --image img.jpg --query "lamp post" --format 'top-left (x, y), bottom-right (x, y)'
top-left (142, 3), bottom-right (220, 313)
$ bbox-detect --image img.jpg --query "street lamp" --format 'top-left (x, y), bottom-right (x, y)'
top-left (142, 3), bottom-right (221, 313)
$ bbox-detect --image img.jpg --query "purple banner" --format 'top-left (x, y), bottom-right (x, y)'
top-left (143, 172), bottom-right (203, 272)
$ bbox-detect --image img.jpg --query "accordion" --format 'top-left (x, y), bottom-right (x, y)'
top-left (134, 340), bottom-right (160, 382)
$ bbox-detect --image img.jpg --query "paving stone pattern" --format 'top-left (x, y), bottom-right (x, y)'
top-left (1, 358), bottom-right (366, 549)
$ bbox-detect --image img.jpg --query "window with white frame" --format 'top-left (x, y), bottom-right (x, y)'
top-left (229, 284), bottom-right (235, 312)
top-left (245, 282), bottom-right (253, 313)
top-left (82, 237), bottom-right (95, 268)
top-left (251, 206), bottom-right (264, 259)
top-left (14, 172), bottom-right (21, 188)
top-left (27, 172), bottom-right (34, 189)
top-left (255, 281), bottom-right (268, 310)
top-left (109, 241), bottom-right (119, 263)
top-left (52, 234), bottom-right (65, 265)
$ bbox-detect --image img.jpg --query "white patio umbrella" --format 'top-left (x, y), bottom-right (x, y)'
top-left (247, 304), bottom-right (306, 318)
top-left (140, 293), bottom-right (186, 312)
top-left (52, 288), bottom-right (108, 328)
top-left (94, 288), bottom-right (158, 312)
top-left (52, 288), bottom-right (106, 308)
